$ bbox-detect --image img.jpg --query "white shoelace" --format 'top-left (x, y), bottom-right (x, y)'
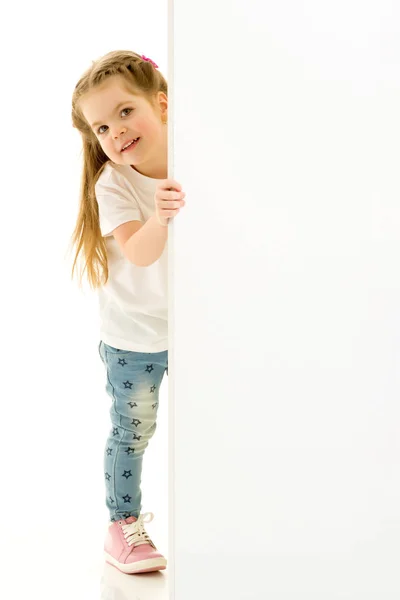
top-left (121, 512), bottom-right (156, 548)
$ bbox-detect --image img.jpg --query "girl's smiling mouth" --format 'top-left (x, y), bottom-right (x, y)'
top-left (121, 138), bottom-right (140, 152)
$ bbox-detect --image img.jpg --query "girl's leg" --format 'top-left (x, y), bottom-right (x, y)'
top-left (98, 341), bottom-right (168, 522)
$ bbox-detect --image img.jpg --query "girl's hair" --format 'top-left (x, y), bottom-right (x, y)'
top-left (69, 50), bottom-right (168, 289)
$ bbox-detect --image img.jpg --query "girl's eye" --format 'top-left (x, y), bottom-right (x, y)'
top-left (98, 108), bottom-right (133, 134)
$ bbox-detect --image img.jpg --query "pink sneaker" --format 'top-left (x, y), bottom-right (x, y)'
top-left (104, 512), bottom-right (167, 574)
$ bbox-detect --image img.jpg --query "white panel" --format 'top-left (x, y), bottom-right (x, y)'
top-left (171, 1), bottom-right (400, 598)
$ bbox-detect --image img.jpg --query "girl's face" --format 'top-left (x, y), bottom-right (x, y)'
top-left (79, 75), bottom-right (168, 178)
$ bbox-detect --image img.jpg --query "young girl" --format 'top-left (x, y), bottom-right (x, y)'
top-left (70, 50), bottom-right (186, 575)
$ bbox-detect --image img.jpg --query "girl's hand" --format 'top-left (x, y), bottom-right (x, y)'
top-left (154, 179), bottom-right (186, 226)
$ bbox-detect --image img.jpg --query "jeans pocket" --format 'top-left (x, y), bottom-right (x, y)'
top-left (98, 340), bottom-right (105, 364)
top-left (102, 342), bottom-right (132, 355)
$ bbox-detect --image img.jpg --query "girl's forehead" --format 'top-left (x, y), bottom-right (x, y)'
top-left (93, 79), bottom-right (141, 100)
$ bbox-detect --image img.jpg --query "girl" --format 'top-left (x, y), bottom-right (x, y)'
top-left (70, 50), bottom-right (186, 575)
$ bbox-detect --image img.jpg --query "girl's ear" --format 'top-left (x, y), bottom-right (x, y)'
top-left (157, 91), bottom-right (168, 109)
top-left (157, 92), bottom-right (168, 121)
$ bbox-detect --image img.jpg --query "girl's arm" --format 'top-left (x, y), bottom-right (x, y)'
top-left (113, 215), bottom-right (168, 267)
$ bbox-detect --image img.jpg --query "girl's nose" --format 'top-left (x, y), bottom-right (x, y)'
top-left (114, 127), bottom-right (127, 139)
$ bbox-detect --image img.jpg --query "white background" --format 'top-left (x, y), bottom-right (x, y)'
top-left (172, 0), bottom-right (400, 598)
top-left (0, 1), bottom-right (169, 598)
top-left (0, 1), bottom-right (399, 599)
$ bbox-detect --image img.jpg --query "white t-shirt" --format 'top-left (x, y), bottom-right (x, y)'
top-left (94, 161), bottom-right (168, 353)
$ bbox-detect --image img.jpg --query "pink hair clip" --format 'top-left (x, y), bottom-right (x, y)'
top-left (141, 55), bottom-right (159, 69)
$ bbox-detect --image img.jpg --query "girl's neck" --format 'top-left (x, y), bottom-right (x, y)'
top-left (131, 165), bottom-right (167, 179)
top-left (130, 136), bottom-right (168, 179)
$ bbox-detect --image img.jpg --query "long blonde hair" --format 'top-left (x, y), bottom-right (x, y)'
top-left (69, 50), bottom-right (168, 289)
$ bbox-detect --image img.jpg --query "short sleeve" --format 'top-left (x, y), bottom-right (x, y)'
top-left (95, 169), bottom-right (143, 237)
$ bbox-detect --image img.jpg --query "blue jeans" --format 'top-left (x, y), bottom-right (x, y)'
top-left (98, 341), bottom-right (168, 521)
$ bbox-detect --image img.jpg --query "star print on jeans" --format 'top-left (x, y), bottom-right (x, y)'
top-left (133, 433), bottom-right (142, 441)
top-left (123, 494), bottom-right (132, 503)
top-left (106, 448), bottom-right (112, 456)
top-left (131, 418), bottom-right (141, 427)
top-left (123, 380), bottom-right (133, 389)
top-left (109, 496), bottom-right (114, 504)
top-left (145, 364), bottom-right (154, 373)
top-left (127, 401), bottom-right (137, 408)
top-left (150, 385), bottom-right (156, 393)
top-left (112, 427), bottom-right (119, 436)
top-left (118, 358), bottom-right (127, 366)
top-left (152, 402), bottom-right (158, 409)
top-left (125, 447), bottom-right (135, 455)
top-left (122, 470), bottom-right (133, 479)
top-left (105, 473), bottom-right (111, 481)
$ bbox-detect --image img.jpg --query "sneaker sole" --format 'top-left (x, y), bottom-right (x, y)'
top-left (105, 552), bottom-right (167, 574)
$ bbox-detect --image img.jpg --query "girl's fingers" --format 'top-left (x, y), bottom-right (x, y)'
top-left (162, 179), bottom-right (182, 191)
top-left (157, 190), bottom-right (185, 200)
top-left (157, 200), bottom-right (184, 209)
